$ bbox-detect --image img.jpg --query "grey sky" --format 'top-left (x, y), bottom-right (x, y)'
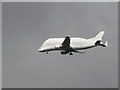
top-left (3, 2), bottom-right (118, 88)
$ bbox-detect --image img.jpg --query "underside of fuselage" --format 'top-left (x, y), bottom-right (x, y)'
top-left (39, 44), bottom-right (96, 52)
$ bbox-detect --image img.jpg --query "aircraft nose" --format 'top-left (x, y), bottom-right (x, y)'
top-left (38, 48), bottom-right (43, 52)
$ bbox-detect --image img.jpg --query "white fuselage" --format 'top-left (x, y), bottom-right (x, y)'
top-left (38, 31), bottom-right (107, 54)
top-left (39, 37), bottom-right (95, 52)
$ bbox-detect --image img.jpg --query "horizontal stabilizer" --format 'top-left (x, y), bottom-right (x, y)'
top-left (104, 41), bottom-right (108, 47)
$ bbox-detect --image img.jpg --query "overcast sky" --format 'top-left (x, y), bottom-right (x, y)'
top-left (3, 2), bottom-right (118, 88)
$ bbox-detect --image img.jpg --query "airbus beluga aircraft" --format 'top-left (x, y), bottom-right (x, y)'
top-left (38, 31), bottom-right (108, 55)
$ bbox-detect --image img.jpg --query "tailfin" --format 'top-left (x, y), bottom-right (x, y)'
top-left (89, 31), bottom-right (105, 41)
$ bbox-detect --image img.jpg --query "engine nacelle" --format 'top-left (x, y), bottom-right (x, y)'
top-left (61, 50), bottom-right (69, 55)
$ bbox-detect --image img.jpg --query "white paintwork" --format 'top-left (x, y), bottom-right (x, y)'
top-left (104, 41), bottom-right (108, 47)
top-left (38, 31), bottom-right (107, 53)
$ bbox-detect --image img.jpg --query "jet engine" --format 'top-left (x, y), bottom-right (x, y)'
top-left (61, 50), bottom-right (69, 55)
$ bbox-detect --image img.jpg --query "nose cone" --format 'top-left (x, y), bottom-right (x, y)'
top-left (38, 48), bottom-right (44, 52)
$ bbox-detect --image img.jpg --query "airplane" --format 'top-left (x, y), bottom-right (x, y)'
top-left (38, 31), bottom-right (108, 55)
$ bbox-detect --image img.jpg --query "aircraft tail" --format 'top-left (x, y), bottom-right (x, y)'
top-left (104, 41), bottom-right (108, 47)
top-left (95, 40), bottom-right (108, 47)
top-left (89, 31), bottom-right (108, 47)
top-left (89, 31), bottom-right (105, 41)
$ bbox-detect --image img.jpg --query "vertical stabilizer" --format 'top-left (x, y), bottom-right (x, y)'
top-left (89, 31), bottom-right (105, 41)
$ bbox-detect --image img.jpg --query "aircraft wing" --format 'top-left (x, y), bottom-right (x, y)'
top-left (61, 36), bottom-right (70, 48)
